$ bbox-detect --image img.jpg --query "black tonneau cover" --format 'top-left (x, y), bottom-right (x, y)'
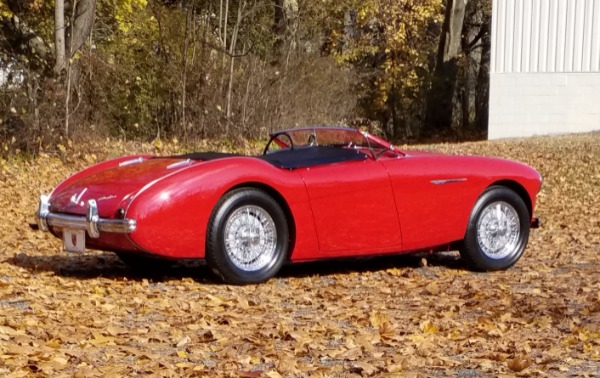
top-left (259, 146), bottom-right (367, 169)
top-left (170, 146), bottom-right (367, 169)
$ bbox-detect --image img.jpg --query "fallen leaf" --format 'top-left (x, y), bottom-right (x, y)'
top-left (507, 354), bottom-right (533, 372)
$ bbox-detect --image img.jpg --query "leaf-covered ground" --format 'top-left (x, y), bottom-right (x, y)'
top-left (0, 134), bottom-right (599, 377)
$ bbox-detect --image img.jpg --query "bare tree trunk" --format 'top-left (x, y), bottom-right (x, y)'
top-left (242, 61), bottom-right (253, 129)
top-left (26, 75), bottom-right (41, 151)
top-left (218, 0), bottom-right (224, 48)
top-left (199, 2), bottom-right (211, 65)
top-left (151, 5), bottom-right (169, 64)
top-left (273, 0), bottom-right (298, 59)
top-left (190, 2), bottom-right (199, 67)
top-left (219, 0), bottom-right (229, 95)
top-left (226, 0), bottom-right (245, 121)
top-left (64, 0), bottom-right (78, 137)
top-left (461, 87), bottom-right (469, 130)
top-left (87, 16), bottom-right (94, 82)
top-left (182, 3), bottom-right (194, 137)
top-left (64, 67), bottom-right (72, 136)
top-left (54, 0), bottom-right (66, 74)
top-left (475, 18), bottom-right (490, 133)
top-left (460, 53), bottom-right (470, 130)
top-left (273, 0), bottom-right (284, 56)
top-left (226, 56), bottom-right (235, 122)
top-left (223, 0), bottom-right (228, 51)
top-left (67, 0), bottom-right (96, 57)
top-left (425, 0), bottom-right (468, 135)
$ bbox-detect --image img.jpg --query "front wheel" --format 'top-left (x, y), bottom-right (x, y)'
top-left (460, 186), bottom-right (530, 271)
top-left (206, 188), bottom-right (289, 284)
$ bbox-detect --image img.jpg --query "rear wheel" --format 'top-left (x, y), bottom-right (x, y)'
top-left (206, 188), bottom-right (289, 284)
top-left (460, 186), bottom-right (530, 271)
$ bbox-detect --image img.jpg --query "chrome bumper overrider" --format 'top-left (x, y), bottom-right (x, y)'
top-left (36, 195), bottom-right (136, 238)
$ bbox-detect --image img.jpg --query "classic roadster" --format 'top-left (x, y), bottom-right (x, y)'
top-left (34, 127), bottom-right (541, 284)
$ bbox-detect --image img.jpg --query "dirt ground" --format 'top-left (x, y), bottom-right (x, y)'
top-left (0, 133), bottom-right (599, 377)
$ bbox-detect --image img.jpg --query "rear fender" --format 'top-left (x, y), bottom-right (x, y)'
top-left (126, 158), bottom-right (318, 259)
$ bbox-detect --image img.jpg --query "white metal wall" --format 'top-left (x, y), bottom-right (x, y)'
top-left (489, 0), bottom-right (600, 139)
top-left (492, 0), bottom-right (600, 73)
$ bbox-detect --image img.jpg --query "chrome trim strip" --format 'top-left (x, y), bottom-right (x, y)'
top-left (36, 195), bottom-right (136, 238)
top-left (119, 157), bottom-right (145, 167)
top-left (430, 178), bottom-right (468, 185)
top-left (167, 159), bottom-right (192, 169)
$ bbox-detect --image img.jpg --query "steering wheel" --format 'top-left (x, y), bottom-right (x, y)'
top-left (263, 132), bottom-right (294, 155)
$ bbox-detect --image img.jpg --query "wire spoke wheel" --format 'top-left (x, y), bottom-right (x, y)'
top-left (476, 201), bottom-right (521, 259)
top-left (224, 205), bottom-right (278, 271)
top-left (206, 188), bottom-right (289, 284)
top-left (461, 186), bottom-right (530, 271)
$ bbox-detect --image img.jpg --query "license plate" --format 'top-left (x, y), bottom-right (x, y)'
top-left (63, 229), bottom-right (86, 253)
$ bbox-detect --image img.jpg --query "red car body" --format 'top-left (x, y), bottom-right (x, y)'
top-left (35, 127), bottom-right (541, 283)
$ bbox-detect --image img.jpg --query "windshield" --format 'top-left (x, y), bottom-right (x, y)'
top-left (274, 127), bottom-right (389, 149)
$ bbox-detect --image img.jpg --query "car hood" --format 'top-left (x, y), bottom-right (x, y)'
top-left (49, 157), bottom-right (199, 217)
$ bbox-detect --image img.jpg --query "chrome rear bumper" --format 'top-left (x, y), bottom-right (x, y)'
top-left (36, 195), bottom-right (136, 238)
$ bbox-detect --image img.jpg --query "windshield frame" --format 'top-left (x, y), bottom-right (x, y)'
top-left (266, 127), bottom-right (402, 159)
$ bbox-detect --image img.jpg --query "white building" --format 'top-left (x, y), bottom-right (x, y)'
top-left (489, 0), bottom-right (600, 139)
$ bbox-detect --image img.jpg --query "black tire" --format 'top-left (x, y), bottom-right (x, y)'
top-left (460, 186), bottom-right (530, 271)
top-left (205, 188), bottom-right (289, 284)
top-left (116, 252), bottom-right (174, 271)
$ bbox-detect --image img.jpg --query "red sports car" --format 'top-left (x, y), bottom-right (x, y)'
top-left (35, 127), bottom-right (541, 284)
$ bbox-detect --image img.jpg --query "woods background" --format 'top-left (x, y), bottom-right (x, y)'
top-left (0, 0), bottom-right (491, 156)
top-left (2, 3), bottom-right (600, 374)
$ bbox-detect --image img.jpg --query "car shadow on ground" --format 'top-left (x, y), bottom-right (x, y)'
top-left (280, 251), bottom-right (464, 279)
top-left (5, 250), bottom-right (465, 284)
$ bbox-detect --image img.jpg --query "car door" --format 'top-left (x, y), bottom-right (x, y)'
top-left (297, 159), bottom-right (402, 255)
top-left (381, 153), bottom-right (484, 251)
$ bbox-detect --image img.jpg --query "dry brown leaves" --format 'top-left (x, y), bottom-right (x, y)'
top-left (0, 134), bottom-right (599, 377)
